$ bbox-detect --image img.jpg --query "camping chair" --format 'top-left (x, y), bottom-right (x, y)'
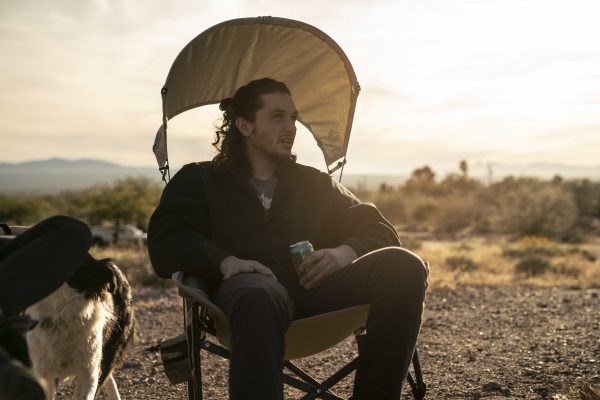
top-left (151, 16), bottom-right (427, 399)
top-left (157, 271), bottom-right (426, 400)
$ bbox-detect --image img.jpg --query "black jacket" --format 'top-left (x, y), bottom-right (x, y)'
top-left (147, 161), bottom-right (400, 292)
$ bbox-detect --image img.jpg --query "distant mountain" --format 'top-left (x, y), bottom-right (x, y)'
top-left (0, 158), bottom-right (598, 193)
top-left (0, 158), bottom-right (160, 193)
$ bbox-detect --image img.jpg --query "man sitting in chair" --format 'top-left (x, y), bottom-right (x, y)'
top-left (148, 78), bottom-right (428, 400)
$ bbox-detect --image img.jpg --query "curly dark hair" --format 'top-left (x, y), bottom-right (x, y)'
top-left (212, 78), bottom-right (293, 176)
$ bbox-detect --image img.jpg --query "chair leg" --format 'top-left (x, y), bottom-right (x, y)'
top-left (406, 349), bottom-right (426, 400)
top-left (185, 299), bottom-right (203, 400)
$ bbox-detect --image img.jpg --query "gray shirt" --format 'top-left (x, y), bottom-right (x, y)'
top-left (248, 175), bottom-right (278, 211)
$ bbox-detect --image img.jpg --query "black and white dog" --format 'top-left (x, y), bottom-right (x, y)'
top-left (26, 255), bottom-right (135, 400)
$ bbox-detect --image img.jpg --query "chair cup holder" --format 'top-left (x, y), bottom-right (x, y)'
top-left (159, 333), bottom-right (191, 385)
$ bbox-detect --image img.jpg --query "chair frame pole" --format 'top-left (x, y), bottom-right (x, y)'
top-left (284, 358), bottom-right (360, 400)
top-left (406, 350), bottom-right (426, 400)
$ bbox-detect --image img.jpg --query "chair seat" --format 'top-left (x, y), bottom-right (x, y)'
top-left (173, 272), bottom-right (370, 360)
top-left (284, 304), bottom-right (370, 360)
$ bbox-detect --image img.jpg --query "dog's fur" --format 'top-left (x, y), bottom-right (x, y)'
top-left (26, 255), bottom-right (135, 400)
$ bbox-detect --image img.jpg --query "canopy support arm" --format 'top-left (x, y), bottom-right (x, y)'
top-left (160, 87), bottom-right (171, 184)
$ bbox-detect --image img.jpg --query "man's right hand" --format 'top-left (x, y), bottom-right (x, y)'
top-left (220, 256), bottom-right (277, 281)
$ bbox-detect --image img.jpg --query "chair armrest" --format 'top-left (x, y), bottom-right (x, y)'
top-left (171, 271), bottom-right (227, 321)
top-left (11, 226), bottom-right (29, 235)
top-left (0, 224), bottom-right (29, 237)
top-left (0, 224), bottom-right (27, 245)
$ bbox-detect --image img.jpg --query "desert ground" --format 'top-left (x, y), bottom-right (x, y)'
top-left (51, 236), bottom-right (599, 399)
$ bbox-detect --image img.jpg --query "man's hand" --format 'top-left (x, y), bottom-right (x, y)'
top-left (298, 244), bottom-right (357, 290)
top-left (220, 255), bottom-right (277, 281)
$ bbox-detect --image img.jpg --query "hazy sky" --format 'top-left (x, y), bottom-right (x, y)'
top-left (1, 0), bottom-right (599, 175)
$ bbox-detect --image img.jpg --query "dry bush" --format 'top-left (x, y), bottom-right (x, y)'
top-left (445, 255), bottom-right (478, 272)
top-left (430, 194), bottom-right (488, 234)
top-left (395, 194), bottom-right (439, 231)
top-left (400, 236), bottom-right (423, 252)
top-left (502, 236), bottom-right (565, 258)
top-left (367, 191), bottom-right (439, 231)
top-left (501, 237), bottom-right (599, 284)
top-left (368, 191), bottom-right (406, 225)
top-left (491, 180), bottom-right (578, 238)
top-left (551, 263), bottom-right (581, 278)
top-left (514, 256), bottom-right (552, 277)
top-left (568, 247), bottom-right (597, 262)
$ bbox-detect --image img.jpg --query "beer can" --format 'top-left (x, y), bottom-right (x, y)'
top-left (289, 240), bottom-right (314, 272)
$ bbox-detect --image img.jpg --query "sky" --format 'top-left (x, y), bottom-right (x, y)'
top-left (1, 0), bottom-right (599, 176)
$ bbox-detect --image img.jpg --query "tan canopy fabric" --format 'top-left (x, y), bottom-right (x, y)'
top-left (153, 16), bottom-right (360, 176)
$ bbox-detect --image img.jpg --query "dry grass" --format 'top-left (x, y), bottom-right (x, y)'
top-left (87, 235), bottom-right (600, 291)
top-left (89, 244), bottom-right (173, 288)
top-left (406, 234), bottom-right (600, 290)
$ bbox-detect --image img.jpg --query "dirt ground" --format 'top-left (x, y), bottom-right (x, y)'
top-left (54, 284), bottom-right (599, 400)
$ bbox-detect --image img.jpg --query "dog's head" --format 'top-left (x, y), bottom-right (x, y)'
top-left (67, 254), bottom-right (118, 299)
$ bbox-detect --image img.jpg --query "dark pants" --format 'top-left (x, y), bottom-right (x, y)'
top-left (0, 215), bottom-right (91, 366)
top-left (0, 215), bottom-right (92, 317)
top-left (214, 247), bottom-right (428, 400)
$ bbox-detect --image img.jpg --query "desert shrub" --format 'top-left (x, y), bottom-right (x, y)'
top-left (491, 179), bottom-right (578, 238)
top-left (407, 195), bottom-right (438, 225)
top-left (403, 165), bottom-right (439, 195)
top-left (438, 173), bottom-right (482, 195)
top-left (370, 191), bottom-right (406, 225)
top-left (430, 193), bottom-right (487, 234)
top-left (453, 243), bottom-right (473, 252)
top-left (0, 194), bottom-right (57, 224)
top-left (80, 177), bottom-right (162, 229)
top-left (502, 236), bottom-right (564, 258)
top-left (514, 256), bottom-right (552, 277)
top-left (401, 237), bottom-right (422, 251)
top-left (446, 255), bottom-right (478, 272)
top-left (580, 249), bottom-right (597, 262)
top-left (385, 192), bottom-right (439, 230)
top-left (567, 247), bottom-right (597, 262)
top-left (552, 264), bottom-right (581, 278)
top-left (564, 179), bottom-right (600, 232)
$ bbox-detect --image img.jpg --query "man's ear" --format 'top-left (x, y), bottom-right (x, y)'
top-left (236, 117), bottom-right (253, 137)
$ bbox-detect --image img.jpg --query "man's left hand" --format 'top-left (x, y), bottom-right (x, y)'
top-left (298, 244), bottom-right (357, 290)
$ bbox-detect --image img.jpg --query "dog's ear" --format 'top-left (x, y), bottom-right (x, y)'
top-left (104, 262), bottom-right (118, 294)
top-left (68, 254), bottom-right (117, 297)
top-left (95, 258), bottom-right (118, 294)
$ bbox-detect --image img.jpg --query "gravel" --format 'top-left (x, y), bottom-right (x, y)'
top-left (54, 285), bottom-right (600, 399)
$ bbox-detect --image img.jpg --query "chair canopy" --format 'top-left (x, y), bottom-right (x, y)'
top-left (153, 16), bottom-right (360, 176)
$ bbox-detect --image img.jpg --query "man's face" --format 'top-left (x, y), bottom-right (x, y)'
top-left (240, 92), bottom-right (298, 164)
